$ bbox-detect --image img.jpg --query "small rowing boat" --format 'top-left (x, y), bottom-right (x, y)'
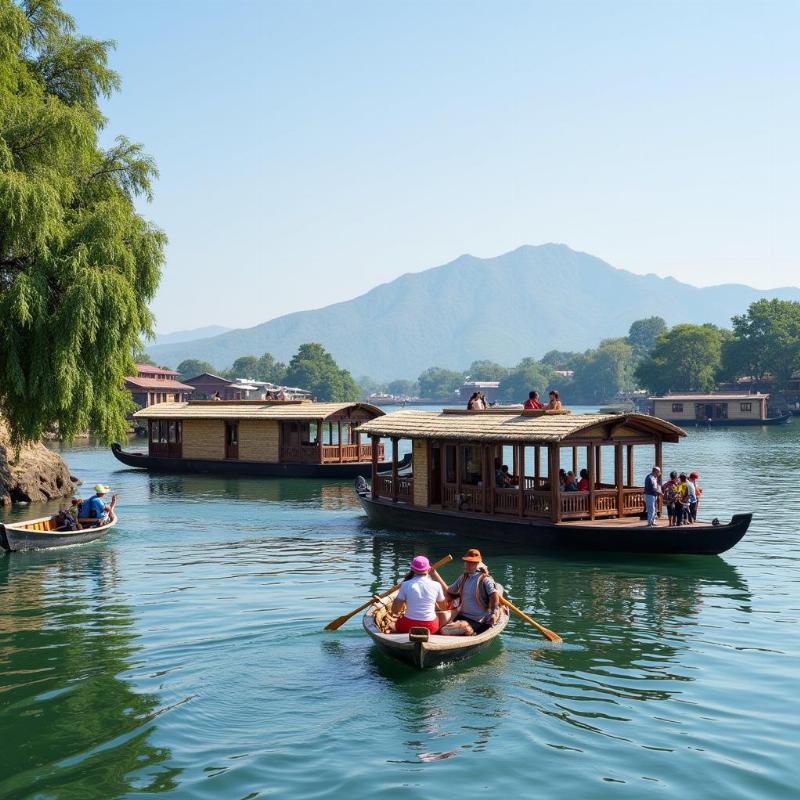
top-left (362, 589), bottom-right (509, 669)
top-left (1, 512), bottom-right (117, 552)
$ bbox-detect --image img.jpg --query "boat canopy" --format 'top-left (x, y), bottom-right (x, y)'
top-left (133, 401), bottom-right (384, 421)
top-left (357, 409), bottom-right (686, 444)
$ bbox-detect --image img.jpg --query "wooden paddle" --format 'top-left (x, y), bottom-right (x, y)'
top-left (324, 554), bottom-right (453, 631)
top-left (500, 596), bottom-right (562, 643)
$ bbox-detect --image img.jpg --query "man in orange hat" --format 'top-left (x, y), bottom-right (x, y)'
top-left (430, 548), bottom-right (501, 635)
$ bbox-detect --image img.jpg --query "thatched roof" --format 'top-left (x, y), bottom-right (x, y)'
top-left (133, 401), bottom-right (383, 421)
top-left (357, 409), bottom-right (686, 444)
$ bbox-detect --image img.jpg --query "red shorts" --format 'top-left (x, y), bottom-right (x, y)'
top-left (395, 616), bottom-right (440, 634)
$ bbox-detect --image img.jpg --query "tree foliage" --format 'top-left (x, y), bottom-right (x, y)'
top-left (466, 360), bottom-right (510, 381)
top-left (540, 350), bottom-right (580, 370)
top-left (570, 338), bottom-right (636, 403)
top-left (720, 299), bottom-right (800, 388)
top-left (0, 0), bottom-right (165, 444)
top-left (635, 324), bottom-right (724, 394)
top-left (417, 367), bottom-right (465, 400)
top-left (627, 316), bottom-right (667, 358)
top-left (176, 359), bottom-right (215, 381)
top-left (283, 343), bottom-right (359, 401)
top-left (498, 358), bottom-right (555, 403)
top-left (386, 379), bottom-right (418, 397)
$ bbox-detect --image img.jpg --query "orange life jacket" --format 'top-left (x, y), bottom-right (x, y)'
top-left (450, 572), bottom-right (490, 611)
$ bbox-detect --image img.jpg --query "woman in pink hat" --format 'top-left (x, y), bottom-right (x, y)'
top-left (390, 556), bottom-right (449, 634)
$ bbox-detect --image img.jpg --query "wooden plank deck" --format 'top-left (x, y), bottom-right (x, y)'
top-left (564, 516), bottom-right (714, 529)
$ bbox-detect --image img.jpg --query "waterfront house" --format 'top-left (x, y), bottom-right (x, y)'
top-left (124, 364), bottom-right (194, 409)
top-left (649, 392), bottom-right (788, 425)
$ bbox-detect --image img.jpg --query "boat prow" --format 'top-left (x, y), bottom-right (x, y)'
top-left (1, 511), bottom-right (118, 552)
top-left (362, 589), bottom-right (509, 669)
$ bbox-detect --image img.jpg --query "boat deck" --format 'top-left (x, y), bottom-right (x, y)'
top-left (564, 516), bottom-right (714, 529)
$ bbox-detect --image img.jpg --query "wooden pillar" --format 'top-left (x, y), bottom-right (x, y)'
top-left (455, 443), bottom-right (462, 503)
top-left (484, 446), bottom-right (492, 514)
top-left (518, 444), bottom-right (525, 517)
top-left (371, 435), bottom-right (380, 499)
top-left (615, 443), bottom-right (623, 518)
top-left (572, 446), bottom-right (578, 476)
top-left (588, 444), bottom-right (596, 521)
top-left (534, 445), bottom-right (541, 482)
top-left (626, 444), bottom-right (634, 487)
top-left (512, 445), bottom-right (518, 479)
top-left (595, 446), bottom-right (602, 485)
top-left (391, 437), bottom-right (399, 502)
top-left (338, 420), bottom-right (343, 462)
top-left (550, 445), bottom-right (561, 523)
top-left (318, 419), bottom-right (324, 462)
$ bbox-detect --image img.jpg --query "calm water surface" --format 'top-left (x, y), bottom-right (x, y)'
top-left (2, 412), bottom-right (799, 799)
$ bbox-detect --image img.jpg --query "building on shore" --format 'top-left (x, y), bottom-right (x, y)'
top-left (458, 381), bottom-right (500, 404)
top-left (183, 373), bottom-right (311, 401)
top-left (649, 392), bottom-right (790, 426)
top-left (124, 364), bottom-right (194, 409)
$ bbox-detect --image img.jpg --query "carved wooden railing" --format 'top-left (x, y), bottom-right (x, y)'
top-left (281, 443), bottom-right (384, 463)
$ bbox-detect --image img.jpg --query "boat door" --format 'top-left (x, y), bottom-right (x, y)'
top-left (225, 422), bottom-right (239, 459)
top-left (429, 444), bottom-right (442, 504)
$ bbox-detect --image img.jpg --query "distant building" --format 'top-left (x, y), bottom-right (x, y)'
top-left (458, 381), bottom-right (500, 404)
top-left (124, 364), bottom-right (194, 409)
top-left (182, 372), bottom-right (237, 400)
top-left (649, 392), bottom-right (790, 426)
top-left (183, 373), bottom-right (312, 401)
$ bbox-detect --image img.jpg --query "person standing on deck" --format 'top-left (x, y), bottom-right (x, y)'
top-left (644, 467), bottom-right (662, 526)
top-left (688, 471), bottom-right (702, 521)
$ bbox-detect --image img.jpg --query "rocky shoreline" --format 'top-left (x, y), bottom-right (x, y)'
top-left (0, 420), bottom-right (77, 507)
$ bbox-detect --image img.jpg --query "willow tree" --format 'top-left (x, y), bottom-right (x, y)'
top-left (0, 0), bottom-right (165, 445)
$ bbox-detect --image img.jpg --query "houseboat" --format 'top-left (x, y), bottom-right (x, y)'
top-left (650, 393), bottom-right (791, 426)
top-left (111, 400), bottom-right (410, 478)
top-left (354, 408), bottom-right (751, 555)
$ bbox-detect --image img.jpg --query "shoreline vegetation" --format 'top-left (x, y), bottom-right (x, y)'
top-left (144, 301), bottom-right (800, 408)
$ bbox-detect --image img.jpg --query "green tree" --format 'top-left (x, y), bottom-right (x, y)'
top-left (571, 338), bottom-right (636, 403)
top-left (226, 355), bottom-right (259, 379)
top-left (498, 358), bottom-right (555, 403)
top-left (466, 360), bottom-right (510, 381)
top-left (417, 367), bottom-right (465, 400)
top-left (284, 343), bottom-right (359, 401)
top-left (255, 352), bottom-right (286, 384)
top-left (0, 1), bottom-right (165, 445)
top-left (635, 324), bottom-right (724, 394)
top-left (176, 359), bottom-right (215, 381)
top-left (134, 349), bottom-right (156, 366)
top-left (540, 350), bottom-right (580, 370)
top-left (387, 379), bottom-right (418, 396)
top-left (627, 316), bottom-right (667, 358)
top-left (721, 299), bottom-right (800, 388)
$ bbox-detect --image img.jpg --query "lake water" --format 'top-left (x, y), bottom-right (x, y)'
top-left (2, 411), bottom-right (799, 799)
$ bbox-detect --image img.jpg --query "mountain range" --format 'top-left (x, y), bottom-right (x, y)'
top-left (147, 244), bottom-right (800, 380)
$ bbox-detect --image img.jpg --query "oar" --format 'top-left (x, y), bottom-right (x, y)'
top-left (324, 554), bottom-right (453, 631)
top-left (500, 596), bottom-right (562, 643)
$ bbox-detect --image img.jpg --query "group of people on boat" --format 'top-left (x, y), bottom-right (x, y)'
top-left (55, 484), bottom-right (117, 531)
top-left (644, 467), bottom-right (703, 526)
top-left (389, 548), bottom-right (502, 637)
top-left (466, 392), bottom-right (488, 409)
top-left (523, 390), bottom-right (562, 410)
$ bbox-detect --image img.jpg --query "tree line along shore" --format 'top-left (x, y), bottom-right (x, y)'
top-left (146, 301), bottom-right (800, 408)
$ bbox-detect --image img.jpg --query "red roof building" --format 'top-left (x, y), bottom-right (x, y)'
top-left (125, 364), bottom-right (194, 408)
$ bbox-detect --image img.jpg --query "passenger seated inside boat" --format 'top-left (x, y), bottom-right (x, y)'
top-left (390, 556), bottom-right (449, 635)
top-left (577, 468), bottom-right (590, 491)
top-left (432, 548), bottom-right (501, 636)
top-left (564, 471), bottom-right (578, 491)
top-left (495, 464), bottom-right (516, 487)
top-left (545, 390), bottom-right (562, 410)
top-left (54, 507), bottom-right (80, 532)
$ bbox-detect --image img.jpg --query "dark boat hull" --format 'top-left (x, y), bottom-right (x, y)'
top-left (1, 513), bottom-right (117, 552)
top-left (357, 492), bottom-right (751, 555)
top-left (111, 442), bottom-right (411, 479)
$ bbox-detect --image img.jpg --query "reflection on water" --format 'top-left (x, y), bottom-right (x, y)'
top-left (0, 549), bottom-right (179, 798)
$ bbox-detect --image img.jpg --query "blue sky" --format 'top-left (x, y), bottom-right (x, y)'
top-left (68, 1), bottom-right (799, 334)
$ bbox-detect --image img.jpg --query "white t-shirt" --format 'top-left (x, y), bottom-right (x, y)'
top-left (396, 575), bottom-right (445, 621)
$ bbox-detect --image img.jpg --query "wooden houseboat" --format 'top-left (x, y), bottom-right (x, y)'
top-left (651, 393), bottom-right (791, 426)
top-left (354, 408), bottom-right (751, 555)
top-left (111, 400), bottom-right (410, 478)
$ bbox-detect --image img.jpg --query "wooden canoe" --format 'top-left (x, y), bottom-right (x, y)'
top-left (362, 589), bottom-right (509, 669)
top-left (1, 511), bottom-right (117, 552)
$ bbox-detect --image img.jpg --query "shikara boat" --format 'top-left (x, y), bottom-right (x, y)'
top-left (354, 408), bottom-right (752, 555)
top-left (112, 400), bottom-right (411, 478)
top-left (363, 590), bottom-right (509, 669)
top-left (1, 512), bottom-right (117, 552)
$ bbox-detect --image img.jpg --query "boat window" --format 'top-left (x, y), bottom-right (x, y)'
top-left (175, 421), bottom-right (182, 443)
top-left (462, 445), bottom-right (482, 485)
top-left (715, 403), bottom-right (728, 419)
top-left (444, 445), bottom-right (456, 483)
top-left (159, 421), bottom-right (169, 443)
top-left (168, 421), bottom-right (177, 443)
top-left (672, 403), bottom-right (683, 413)
top-left (150, 421), bottom-right (158, 442)
top-left (740, 402), bottom-right (752, 412)
top-left (227, 423), bottom-right (239, 446)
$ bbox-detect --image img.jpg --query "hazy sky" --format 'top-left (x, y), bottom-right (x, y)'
top-left (69, 1), bottom-right (799, 334)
